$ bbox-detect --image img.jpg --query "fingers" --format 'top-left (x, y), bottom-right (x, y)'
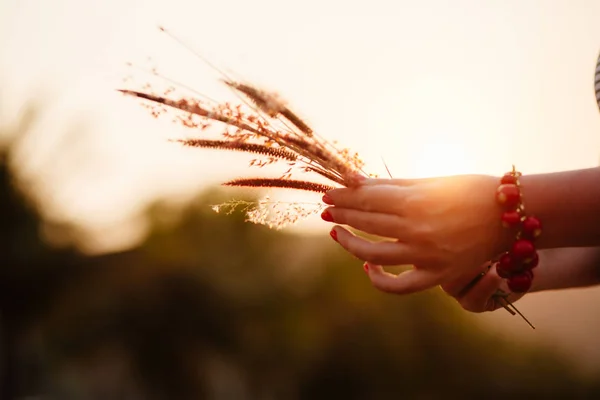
top-left (365, 263), bottom-right (441, 295)
top-left (442, 265), bottom-right (504, 313)
top-left (359, 177), bottom-right (436, 186)
top-left (361, 261), bottom-right (513, 313)
top-left (332, 226), bottom-right (412, 266)
top-left (458, 268), bottom-right (504, 312)
top-left (324, 207), bottom-right (406, 239)
top-left (324, 185), bottom-right (407, 214)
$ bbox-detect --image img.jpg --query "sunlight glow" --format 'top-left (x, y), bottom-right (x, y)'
top-left (413, 137), bottom-right (475, 178)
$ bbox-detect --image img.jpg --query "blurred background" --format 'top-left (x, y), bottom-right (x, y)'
top-left (2, 0), bottom-right (600, 398)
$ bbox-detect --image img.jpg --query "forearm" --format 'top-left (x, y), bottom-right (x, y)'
top-left (531, 247), bottom-right (600, 292)
top-left (519, 167), bottom-right (600, 249)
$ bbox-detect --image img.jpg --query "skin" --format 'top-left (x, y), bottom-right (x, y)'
top-left (321, 167), bottom-right (600, 312)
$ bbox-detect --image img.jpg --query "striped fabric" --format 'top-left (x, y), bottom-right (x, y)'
top-left (596, 51), bottom-right (600, 111)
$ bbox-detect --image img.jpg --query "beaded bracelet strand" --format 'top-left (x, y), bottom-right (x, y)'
top-left (462, 166), bottom-right (539, 329)
top-left (493, 166), bottom-right (540, 329)
top-left (495, 166), bottom-right (542, 291)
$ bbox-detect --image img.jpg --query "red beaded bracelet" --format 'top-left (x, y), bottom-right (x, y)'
top-left (495, 166), bottom-right (542, 293)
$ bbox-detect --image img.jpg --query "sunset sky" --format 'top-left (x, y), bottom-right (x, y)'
top-left (2, 0), bottom-right (600, 370)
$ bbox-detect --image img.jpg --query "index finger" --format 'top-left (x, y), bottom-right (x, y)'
top-left (324, 184), bottom-right (407, 214)
top-left (353, 176), bottom-right (441, 187)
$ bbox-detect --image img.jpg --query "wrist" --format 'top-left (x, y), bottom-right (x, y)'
top-left (480, 175), bottom-right (515, 258)
top-left (526, 247), bottom-right (600, 293)
top-left (518, 168), bottom-right (600, 249)
top-left (493, 167), bottom-right (542, 293)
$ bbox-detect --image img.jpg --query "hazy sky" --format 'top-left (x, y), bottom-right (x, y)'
top-left (2, 0), bottom-right (600, 372)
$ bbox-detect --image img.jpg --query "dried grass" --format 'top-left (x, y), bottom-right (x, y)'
top-left (120, 27), bottom-right (371, 229)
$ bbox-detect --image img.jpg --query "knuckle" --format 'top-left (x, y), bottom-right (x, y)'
top-left (374, 252), bottom-right (395, 265)
top-left (330, 188), bottom-right (354, 207)
top-left (343, 211), bottom-right (363, 228)
top-left (347, 240), bottom-right (374, 261)
top-left (361, 248), bottom-right (388, 265)
top-left (356, 193), bottom-right (374, 212)
top-left (346, 240), bottom-right (369, 260)
top-left (387, 215), bottom-right (405, 238)
top-left (354, 212), bottom-right (372, 229)
top-left (410, 222), bottom-right (435, 243)
top-left (399, 192), bottom-right (420, 214)
top-left (362, 250), bottom-right (382, 264)
top-left (331, 209), bottom-right (347, 224)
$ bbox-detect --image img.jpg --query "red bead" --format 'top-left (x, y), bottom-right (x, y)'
top-left (501, 174), bottom-right (518, 185)
top-left (501, 210), bottom-right (521, 228)
top-left (522, 216), bottom-right (542, 239)
top-left (507, 270), bottom-right (533, 293)
top-left (496, 184), bottom-right (521, 209)
top-left (496, 253), bottom-right (516, 278)
top-left (511, 239), bottom-right (536, 260)
top-left (496, 266), bottom-right (512, 279)
top-left (500, 252), bottom-right (520, 272)
top-left (523, 252), bottom-right (539, 269)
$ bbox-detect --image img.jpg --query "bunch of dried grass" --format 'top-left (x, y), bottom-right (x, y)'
top-left (119, 27), bottom-right (370, 229)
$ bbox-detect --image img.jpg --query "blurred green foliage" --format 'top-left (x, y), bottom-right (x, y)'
top-left (1, 106), bottom-right (599, 399)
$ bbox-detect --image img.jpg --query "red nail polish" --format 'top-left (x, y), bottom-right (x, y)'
top-left (322, 194), bottom-right (334, 205)
top-left (321, 210), bottom-right (334, 222)
top-left (363, 263), bottom-right (369, 273)
top-left (329, 229), bottom-right (338, 241)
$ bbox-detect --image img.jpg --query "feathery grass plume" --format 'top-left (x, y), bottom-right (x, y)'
top-left (212, 196), bottom-right (326, 230)
top-left (170, 139), bottom-right (298, 162)
top-left (119, 86), bottom-right (364, 186)
top-left (223, 178), bottom-right (335, 193)
top-left (118, 89), bottom-right (262, 136)
top-left (223, 80), bottom-right (314, 136)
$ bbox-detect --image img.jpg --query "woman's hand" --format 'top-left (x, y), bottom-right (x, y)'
top-left (367, 247), bottom-right (600, 314)
top-left (432, 247), bottom-right (600, 313)
top-left (322, 175), bottom-right (512, 295)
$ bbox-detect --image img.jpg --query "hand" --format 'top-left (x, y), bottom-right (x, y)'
top-left (439, 262), bottom-right (526, 313)
top-left (323, 175), bottom-right (512, 295)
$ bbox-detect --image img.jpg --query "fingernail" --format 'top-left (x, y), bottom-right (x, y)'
top-left (363, 262), bottom-right (369, 273)
top-left (321, 210), bottom-right (334, 222)
top-left (322, 194), bottom-right (334, 205)
top-left (329, 229), bottom-right (338, 241)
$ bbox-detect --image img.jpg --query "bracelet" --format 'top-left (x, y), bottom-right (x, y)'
top-left (495, 166), bottom-right (542, 293)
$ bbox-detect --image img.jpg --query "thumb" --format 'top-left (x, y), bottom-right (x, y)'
top-left (365, 263), bottom-right (441, 295)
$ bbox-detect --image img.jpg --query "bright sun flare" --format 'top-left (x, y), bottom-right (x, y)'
top-left (413, 138), bottom-right (475, 178)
